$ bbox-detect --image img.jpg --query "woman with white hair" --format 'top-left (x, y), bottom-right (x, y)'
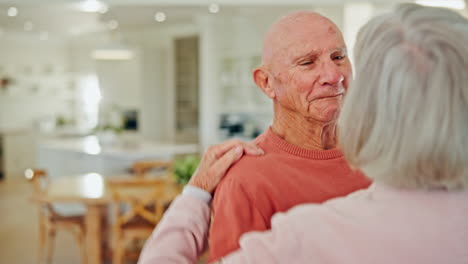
top-left (138, 4), bottom-right (468, 264)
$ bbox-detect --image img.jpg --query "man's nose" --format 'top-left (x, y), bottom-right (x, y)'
top-left (318, 60), bottom-right (344, 86)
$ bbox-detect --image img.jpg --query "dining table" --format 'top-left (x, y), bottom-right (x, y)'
top-left (33, 172), bottom-right (182, 264)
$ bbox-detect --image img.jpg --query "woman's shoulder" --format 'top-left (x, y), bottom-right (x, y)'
top-left (265, 187), bottom-right (375, 239)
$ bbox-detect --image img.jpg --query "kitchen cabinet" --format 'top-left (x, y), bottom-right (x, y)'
top-left (219, 54), bottom-right (270, 114)
top-left (2, 130), bottom-right (36, 179)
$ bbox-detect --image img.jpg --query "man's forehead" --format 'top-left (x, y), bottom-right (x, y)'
top-left (278, 29), bottom-right (346, 56)
top-left (262, 11), bottom-right (344, 65)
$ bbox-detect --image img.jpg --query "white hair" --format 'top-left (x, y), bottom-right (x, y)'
top-left (338, 4), bottom-right (468, 190)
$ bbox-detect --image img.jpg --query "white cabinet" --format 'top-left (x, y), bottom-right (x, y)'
top-left (2, 130), bottom-right (36, 179)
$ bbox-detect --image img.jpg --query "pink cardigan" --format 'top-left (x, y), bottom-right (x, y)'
top-left (138, 184), bottom-right (468, 264)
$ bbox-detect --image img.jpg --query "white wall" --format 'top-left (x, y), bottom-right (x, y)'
top-left (197, 12), bottom-right (278, 148)
top-left (119, 24), bottom-right (199, 142)
top-left (67, 33), bottom-right (146, 133)
top-left (0, 35), bottom-right (71, 131)
top-left (0, 35), bottom-right (71, 178)
top-left (96, 53), bottom-right (142, 110)
top-left (138, 44), bottom-right (170, 141)
top-left (66, 25), bottom-right (197, 143)
top-left (67, 35), bottom-right (105, 132)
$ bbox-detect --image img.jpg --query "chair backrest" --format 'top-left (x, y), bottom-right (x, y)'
top-left (24, 168), bottom-right (49, 196)
top-left (109, 179), bottom-right (169, 228)
top-left (132, 160), bottom-right (172, 176)
top-left (132, 160), bottom-right (172, 178)
top-left (24, 168), bottom-right (58, 219)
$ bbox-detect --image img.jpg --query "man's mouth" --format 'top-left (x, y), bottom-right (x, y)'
top-left (316, 93), bottom-right (344, 100)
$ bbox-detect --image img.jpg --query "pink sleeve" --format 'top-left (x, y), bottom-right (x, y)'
top-left (138, 194), bottom-right (307, 264)
top-left (138, 195), bottom-right (210, 264)
top-left (219, 210), bottom-right (305, 263)
top-left (218, 230), bottom-right (282, 264)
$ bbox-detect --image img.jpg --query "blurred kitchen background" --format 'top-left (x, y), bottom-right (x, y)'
top-left (0, 0), bottom-right (466, 263)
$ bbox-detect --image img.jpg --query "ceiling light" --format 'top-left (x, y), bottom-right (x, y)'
top-left (415, 0), bottom-right (466, 9)
top-left (107, 20), bottom-right (119, 30)
top-left (154, 12), bottom-right (166, 22)
top-left (92, 49), bottom-right (133, 60)
top-left (24, 21), bottom-right (33, 31)
top-left (209, 3), bottom-right (220, 14)
top-left (40, 31), bottom-right (49, 41)
top-left (92, 43), bottom-right (134, 60)
top-left (7, 7), bottom-right (18, 17)
top-left (80, 0), bottom-right (108, 13)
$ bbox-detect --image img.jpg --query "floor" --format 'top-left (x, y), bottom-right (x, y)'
top-left (0, 177), bottom-right (81, 264)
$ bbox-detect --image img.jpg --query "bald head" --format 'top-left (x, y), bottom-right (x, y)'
top-left (252, 9), bottom-right (351, 129)
top-left (262, 11), bottom-right (342, 69)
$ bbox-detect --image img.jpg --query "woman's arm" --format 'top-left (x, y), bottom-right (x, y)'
top-left (138, 193), bottom-right (211, 264)
top-left (138, 140), bottom-right (264, 264)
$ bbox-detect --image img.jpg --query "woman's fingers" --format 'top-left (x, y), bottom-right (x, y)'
top-left (188, 140), bottom-right (264, 193)
top-left (204, 140), bottom-right (263, 164)
top-left (240, 142), bottom-right (264, 156)
top-left (189, 146), bottom-right (242, 193)
top-left (205, 140), bottom-right (243, 161)
top-left (189, 146), bottom-right (243, 193)
top-left (210, 146), bottom-right (243, 180)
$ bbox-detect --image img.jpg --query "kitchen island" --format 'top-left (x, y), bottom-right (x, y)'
top-left (36, 135), bottom-right (199, 179)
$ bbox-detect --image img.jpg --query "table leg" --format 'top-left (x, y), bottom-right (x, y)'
top-left (86, 205), bottom-right (103, 264)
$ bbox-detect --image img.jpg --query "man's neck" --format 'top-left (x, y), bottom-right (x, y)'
top-left (271, 108), bottom-right (338, 150)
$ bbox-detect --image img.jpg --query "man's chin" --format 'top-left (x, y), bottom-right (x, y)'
top-left (306, 108), bottom-right (340, 124)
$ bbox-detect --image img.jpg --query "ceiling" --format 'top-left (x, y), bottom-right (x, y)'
top-left (0, 1), bottom-right (313, 38)
top-left (0, 0), bottom-right (466, 39)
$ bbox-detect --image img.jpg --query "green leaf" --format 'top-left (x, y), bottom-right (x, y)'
top-left (173, 155), bottom-right (201, 185)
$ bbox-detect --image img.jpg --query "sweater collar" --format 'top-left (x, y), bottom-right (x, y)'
top-left (265, 127), bottom-right (344, 160)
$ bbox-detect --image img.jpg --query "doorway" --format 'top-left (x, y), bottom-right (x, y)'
top-left (174, 36), bottom-right (199, 143)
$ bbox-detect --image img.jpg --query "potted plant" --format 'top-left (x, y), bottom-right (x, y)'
top-left (173, 155), bottom-right (201, 185)
top-left (94, 124), bottom-right (124, 146)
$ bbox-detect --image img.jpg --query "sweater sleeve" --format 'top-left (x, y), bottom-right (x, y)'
top-left (138, 195), bottom-right (210, 264)
top-left (209, 178), bottom-right (269, 262)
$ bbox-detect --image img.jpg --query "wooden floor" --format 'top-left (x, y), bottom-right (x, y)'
top-left (0, 177), bottom-right (81, 264)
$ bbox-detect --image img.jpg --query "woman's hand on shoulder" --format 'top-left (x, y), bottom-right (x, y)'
top-left (188, 139), bottom-right (264, 194)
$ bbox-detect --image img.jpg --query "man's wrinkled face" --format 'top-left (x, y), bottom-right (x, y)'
top-left (268, 19), bottom-right (352, 123)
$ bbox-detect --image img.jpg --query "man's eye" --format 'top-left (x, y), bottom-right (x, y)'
top-left (333, 55), bottom-right (345, 60)
top-left (300, 61), bottom-right (314, 66)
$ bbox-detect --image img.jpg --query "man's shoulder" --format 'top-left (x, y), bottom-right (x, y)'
top-left (213, 130), bottom-right (284, 200)
top-left (220, 154), bottom-right (269, 186)
top-left (214, 151), bottom-right (279, 203)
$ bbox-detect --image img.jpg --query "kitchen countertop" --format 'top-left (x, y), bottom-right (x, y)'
top-left (38, 135), bottom-right (199, 159)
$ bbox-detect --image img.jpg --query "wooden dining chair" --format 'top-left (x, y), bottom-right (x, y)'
top-left (131, 160), bottom-right (173, 178)
top-left (24, 168), bottom-right (86, 264)
top-left (130, 162), bottom-right (201, 262)
top-left (108, 179), bottom-right (171, 264)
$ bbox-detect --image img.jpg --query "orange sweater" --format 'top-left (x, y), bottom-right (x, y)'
top-left (209, 128), bottom-right (372, 261)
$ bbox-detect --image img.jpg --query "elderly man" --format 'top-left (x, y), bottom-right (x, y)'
top-left (208, 11), bottom-right (371, 261)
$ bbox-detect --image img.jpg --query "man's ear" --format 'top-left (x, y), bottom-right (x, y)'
top-left (253, 67), bottom-right (275, 99)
